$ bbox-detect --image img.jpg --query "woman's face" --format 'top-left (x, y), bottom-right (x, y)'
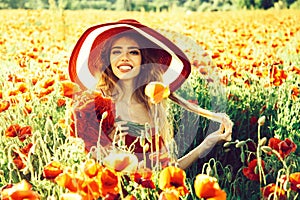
top-left (110, 36), bottom-right (142, 81)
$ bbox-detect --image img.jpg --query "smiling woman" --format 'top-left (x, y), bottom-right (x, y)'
top-left (68, 19), bottom-right (233, 170)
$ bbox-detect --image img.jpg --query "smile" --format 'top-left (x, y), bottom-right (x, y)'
top-left (118, 65), bottom-right (133, 72)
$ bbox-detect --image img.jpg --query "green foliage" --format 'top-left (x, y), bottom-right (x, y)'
top-left (290, 0), bottom-right (300, 8)
top-left (0, 0), bottom-right (299, 10)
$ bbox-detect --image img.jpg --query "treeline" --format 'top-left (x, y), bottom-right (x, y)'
top-left (0, 0), bottom-right (300, 11)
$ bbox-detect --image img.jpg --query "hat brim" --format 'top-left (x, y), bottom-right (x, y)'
top-left (69, 19), bottom-right (191, 92)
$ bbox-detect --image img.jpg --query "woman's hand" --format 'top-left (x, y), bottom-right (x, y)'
top-left (115, 120), bottom-right (129, 135)
top-left (108, 120), bottom-right (129, 142)
top-left (203, 113), bottom-right (233, 146)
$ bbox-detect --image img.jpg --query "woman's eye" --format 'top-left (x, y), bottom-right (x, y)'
top-left (129, 50), bottom-right (140, 55)
top-left (111, 50), bottom-right (121, 55)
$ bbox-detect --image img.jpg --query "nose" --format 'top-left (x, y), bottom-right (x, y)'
top-left (120, 52), bottom-right (129, 62)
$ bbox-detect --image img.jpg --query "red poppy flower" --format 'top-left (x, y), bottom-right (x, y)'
top-left (270, 66), bottom-right (288, 87)
top-left (74, 91), bottom-right (115, 151)
top-left (289, 172), bottom-right (300, 192)
top-left (99, 168), bottom-right (119, 198)
top-left (0, 180), bottom-right (40, 200)
top-left (0, 100), bottom-right (10, 113)
top-left (242, 159), bottom-right (265, 181)
top-left (291, 86), bottom-right (299, 101)
top-left (5, 124), bottom-right (21, 137)
top-left (199, 67), bottom-right (209, 75)
top-left (159, 189), bottom-right (180, 200)
top-left (220, 76), bottom-right (228, 86)
top-left (18, 126), bottom-right (32, 142)
top-left (57, 98), bottom-right (66, 107)
top-left (158, 166), bottom-right (189, 197)
top-left (194, 174), bottom-right (226, 200)
top-left (55, 170), bottom-right (83, 193)
top-left (132, 168), bottom-right (155, 189)
top-left (43, 161), bottom-right (63, 180)
top-left (84, 159), bottom-right (100, 178)
top-left (41, 78), bottom-right (55, 88)
top-left (24, 104), bottom-right (33, 115)
top-left (13, 143), bottom-right (33, 170)
top-left (261, 183), bottom-right (286, 200)
top-left (5, 124), bottom-right (32, 141)
top-left (60, 81), bottom-right (81, 98)
top-left (268, 138), bottom-right (297, 159)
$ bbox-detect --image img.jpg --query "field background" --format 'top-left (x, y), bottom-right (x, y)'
top-left (0, 8), bottom-right (300, 199)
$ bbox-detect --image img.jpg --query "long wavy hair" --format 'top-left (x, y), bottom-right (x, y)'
top-left (88, 30), bottom-right (173, 142)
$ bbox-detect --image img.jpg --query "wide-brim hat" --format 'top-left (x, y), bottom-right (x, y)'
top-left (69, 19), bottom-right (191, 92)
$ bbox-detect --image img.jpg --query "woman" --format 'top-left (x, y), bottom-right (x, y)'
top-left (69, 19), bottom-right (233, 170)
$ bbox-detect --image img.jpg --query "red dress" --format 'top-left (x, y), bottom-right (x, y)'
top-left (72, 93), bottom-right (169, 167)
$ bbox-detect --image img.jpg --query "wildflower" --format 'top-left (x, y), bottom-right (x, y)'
top-left (270, 66), bottom-right (288, 87)
top-left (261, 183), bottom-right (286, 200)
top-left (74, 91), bottom-right (115, 151)
top-left (194, 174), bottom-right (226, 200)
top-left (5, 124), bottom-right (21, 137)
top-left (5, 124), bottom-right (32, 142)
top-left (291, 86), bottom-right (299, 101)
top-left (268, 138), bottom-right (297, 159)
top-left (84, 158), bottom-right (100, 178)
top-left (0, 100), bottom-right (10, 113)
top-left (280, 172), bottom-right (300, 192)
top-left (24, 104), bottom-right (33, 115)
top-left (159, 189), bottom-right (180, 200)
top-left (242, 159), bottom-right (265, 181)
top-left (55, 170), bottom-right (83, 193)
top-left (220, 76), bottom-right (228, 86)
top-left (289, 172), bottom-right (300, 192)
top-left (18, 126), bottom-right (32, 142)
top-left (99, 168), bottom-right (119, 197)
top-left (145, 82), bottom-right (170, 104)
top-left (43, 161), bottom-right (63, 180)
top-left (103, 150), bottom-right (138, 173)
top-left (158, 166), bottom-right (189, 197)
top-left (0, 180), bottom-right (40, 200)
top-left (41, 78), bottom-right (55, 88)
top-left (57, 98), bottom-right (66, 107)
top-left (60, 81), bottom-right (81, 98)
top-left (132, 168), bottom-right (155, 189)
top-left (13, 143), bottom-right (33, 170)
top-left (199, 67), bottom-right (209, 76)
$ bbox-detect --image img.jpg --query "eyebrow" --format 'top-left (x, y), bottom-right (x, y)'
top-left (111, 46), bottom-right (140, 50)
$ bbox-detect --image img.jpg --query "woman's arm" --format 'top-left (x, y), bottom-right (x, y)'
top-left (177, 117), bottom-right (233, 170)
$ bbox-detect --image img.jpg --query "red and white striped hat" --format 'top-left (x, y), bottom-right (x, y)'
top-left (69, 19), bottom-right (191, 92)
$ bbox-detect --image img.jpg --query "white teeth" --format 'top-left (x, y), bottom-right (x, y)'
top-left (118, 65), bottom-right (132, 70)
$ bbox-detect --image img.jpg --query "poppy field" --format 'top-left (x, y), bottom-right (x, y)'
top-left (0, 9), bottom-right (300, 199)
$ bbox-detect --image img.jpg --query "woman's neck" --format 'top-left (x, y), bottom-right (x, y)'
top-left (118, 80), bottom-right (135, 104)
